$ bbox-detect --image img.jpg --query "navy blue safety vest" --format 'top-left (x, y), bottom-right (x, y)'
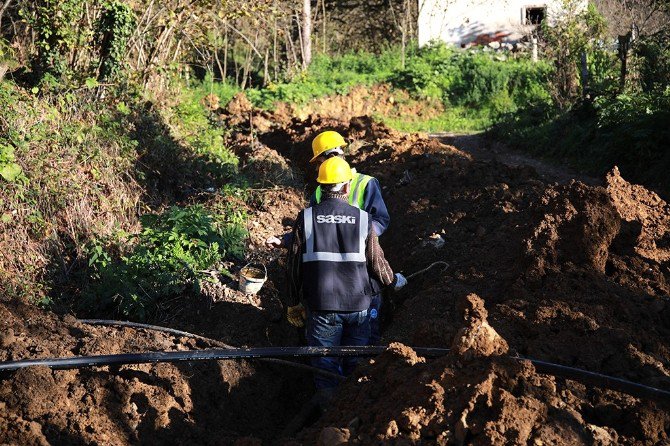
top-left (301, 198), bottom-right (382, 312)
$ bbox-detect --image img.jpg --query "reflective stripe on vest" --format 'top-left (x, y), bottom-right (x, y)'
top-left (315, 171), bottom-right (373, 209)
top-left (349, 173), bottom-right (373, 209)
top-left (303, 207), bottom-right (368, 263)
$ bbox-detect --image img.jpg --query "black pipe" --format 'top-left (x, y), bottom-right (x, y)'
top-left (77, 319), bottom-right (346, 382)
top-left (527, 357), bottom-right (670, 405)
top-left (0, 346), bottom-right (430, 371)
top-left (1, 346), bottom-right (669, 404)
top-left (79, 319), bottom-right (230, 346)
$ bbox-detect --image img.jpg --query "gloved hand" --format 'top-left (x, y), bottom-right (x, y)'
top-left (287, 303), bottom-right (306, 327)
top-left (265, 235), bottom-right (283, 249)
top-left (393, 273), bottom-right (408, 290)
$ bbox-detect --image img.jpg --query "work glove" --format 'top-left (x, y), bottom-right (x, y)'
top-left (265, 235), bottom-right (283, 249)
top-left (393, 273), bottom-right (408, 290)
top-left (287, 303), bottom-right (306, 328)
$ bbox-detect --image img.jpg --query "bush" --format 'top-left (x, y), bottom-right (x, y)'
top-left (390, 43), bottom-right (552, 120)
top-left (245, 49), bottom-right (403, 109)
top-left (83, 205), bottom-right (247, 320)
top-left (389, 44), bottom-right (458, 100)
top-left (493, 91), bottom-right (670, 192)
top-left (636, 32), bottom-right (670, 94)
top-left (0, 79), bottom-right (143, 304)
top-left (168, 78), bottom-right (240, 178)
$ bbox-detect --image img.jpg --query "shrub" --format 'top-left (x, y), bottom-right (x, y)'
top-left (245, 49), bottom-right (403, 109)
top-left (636, 32), bottom-right (670, 94)
top-left (390, 43), bottom-right (552, 121)
top-left (83, 205), bottom-right (247, 320)
top-left (0, 143), bottom-right (26, 183)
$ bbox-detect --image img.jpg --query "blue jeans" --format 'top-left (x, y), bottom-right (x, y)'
top-left (306, 309), bottom-right (370, 389)
top-left (368, 294), bottom-right (382, 345)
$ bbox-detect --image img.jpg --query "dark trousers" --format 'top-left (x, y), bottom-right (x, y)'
top-left (306, 309), bottom-right (370, 389)
top-left (368, 294), bottom-right (382, 345)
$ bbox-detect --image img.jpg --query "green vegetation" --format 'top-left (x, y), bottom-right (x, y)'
top-left (245, 50), bottom-right (403, 108)
top-left (184, 44), bottom-right (552, 133)
top-left (391, 45), bottom-right (552, 114)
top-left (494, 91), bottom-right (670, 189)
top-left (0, 80), bottom-right (142, 304)
top-left (166, 80), bottom-right (240, 177)
top-left (83, 205), bottom-right (246, 319)
top-left (386, 45), bottom-right (551, 132)
top-left (0, 60), bottom-right (250, 317)
top-left (491, 4), bottom-right (670, 192)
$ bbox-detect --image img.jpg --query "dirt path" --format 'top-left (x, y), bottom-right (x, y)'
top-left (431, 132), bottom-right (599, 186)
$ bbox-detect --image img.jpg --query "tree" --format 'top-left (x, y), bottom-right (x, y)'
top-left (0, 0), bottom-right (13, 31)
top-left (540, 2), bottom-right (608, 107)
top-left (594, 0), bottom-right (670, 91)
top-left (302, 0), bottom-right (311, 68)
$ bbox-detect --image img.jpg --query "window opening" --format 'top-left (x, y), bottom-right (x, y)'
top-left (525, 7), bottom-right (546, 25)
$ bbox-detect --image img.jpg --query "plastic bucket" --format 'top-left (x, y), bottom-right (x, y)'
top-left (238, 263), bottom-right (267, 294)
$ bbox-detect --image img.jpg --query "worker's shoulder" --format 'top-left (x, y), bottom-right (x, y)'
top-left (353, 169), bottom-right (379, 183)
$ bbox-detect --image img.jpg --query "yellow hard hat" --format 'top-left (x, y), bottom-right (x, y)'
top-left (317, 157), bottom-right (353, 184)
top-left (311, 131), bottom-right (346, 163)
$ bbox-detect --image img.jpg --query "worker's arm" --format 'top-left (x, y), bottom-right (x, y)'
top-left (365, 228), bottom-right (396, 287)
top-left (286, 211), bottom-right (304, 306)
top-left (363, 178), bottom-right (390, 236)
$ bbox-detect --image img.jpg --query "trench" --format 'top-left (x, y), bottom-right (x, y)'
top-left (4, 107), bottom-right (670, 444)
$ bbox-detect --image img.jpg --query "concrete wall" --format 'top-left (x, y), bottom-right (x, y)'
top-left (418, 0), bottom-right (588, 47)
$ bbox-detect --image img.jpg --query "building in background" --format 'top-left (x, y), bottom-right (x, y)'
top-left (418, 0), bottom-right (588, 47)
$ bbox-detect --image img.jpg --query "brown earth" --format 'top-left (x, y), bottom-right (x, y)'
top-left (289, 84), bottom-right (444, 124)
top-left (2, 102), bottom-right (670, 445)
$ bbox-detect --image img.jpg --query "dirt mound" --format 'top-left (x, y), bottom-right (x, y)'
top-left (522, 181), bottom-right (621, 277)
top-left (290, 84), bottom-right (444, 124)
top-left (254, 112), bottom-right (670, 443)
top-left (298, 294), bottom-right (661, 445)
top-left (606, 166), bottom-right (670, 263)
top-left (0, 295), bottom-right (307, 445)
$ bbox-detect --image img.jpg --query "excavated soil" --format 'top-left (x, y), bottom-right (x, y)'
top-left (2, 100), bottom-right (670, 445)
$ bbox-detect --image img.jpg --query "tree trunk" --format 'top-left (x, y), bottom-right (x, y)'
top-left (618, 33), bottom-right (631, 93)
top-left (322, 0), bottom-right (326, 54)
top-left (302, 0), bottom-right (312, 69)
top-left (0, 0), bottom-right (13, 31)
top-left (580, 51), bottom-right (588, 98)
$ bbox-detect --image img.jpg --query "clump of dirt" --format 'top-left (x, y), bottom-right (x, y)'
top-left (224, 92), bottom-right (254, 126)
top-left (451, 294), bottom-right (508, 359)
top-left (522, 180), bottom-right (621, 277)
top-left (606, 166), bottom-right (670, 263)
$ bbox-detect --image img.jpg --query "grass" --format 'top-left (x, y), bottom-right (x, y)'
top-left (0, 80), bottom-right (143, 304)
top-left (380, 106), bottom-right (494, 133)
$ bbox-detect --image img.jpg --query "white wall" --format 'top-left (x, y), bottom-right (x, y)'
top-left (418, 0), bottom-right (588, 47)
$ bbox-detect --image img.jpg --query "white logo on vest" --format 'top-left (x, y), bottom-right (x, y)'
top-left (316, 215), bottom-right (357, 224)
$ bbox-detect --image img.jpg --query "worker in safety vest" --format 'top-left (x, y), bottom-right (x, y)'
top-left (284, 157), bottom-right (406, 403)
top-left (266, 130), bottom-right (391, 343)
top-left (307, 130), bottom-right (390, 236)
